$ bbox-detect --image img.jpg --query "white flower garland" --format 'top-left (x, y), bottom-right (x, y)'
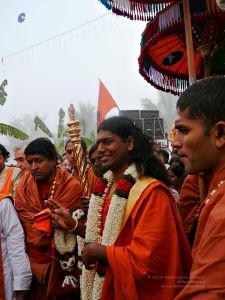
top-left (54, 228), bottom-right (76, 273)
top-left (81, 164), bottom-right (139, 300)
top-left (54, 229), bottom-right (76, 255)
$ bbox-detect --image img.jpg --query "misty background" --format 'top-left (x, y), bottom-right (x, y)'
top-left (0, 0), bottom-right (177, 155)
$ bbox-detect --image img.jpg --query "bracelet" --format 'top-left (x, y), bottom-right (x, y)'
top-left (68, 219), bottom-right (78, 232)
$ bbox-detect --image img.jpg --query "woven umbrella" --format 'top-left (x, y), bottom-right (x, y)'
top-left (138, 0), bottom-right (225, 95)
top-left (99, 0), bottom-right (197, 88)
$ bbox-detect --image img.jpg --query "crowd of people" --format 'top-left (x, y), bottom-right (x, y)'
top-left (0, 76), bottom-right (225, 299)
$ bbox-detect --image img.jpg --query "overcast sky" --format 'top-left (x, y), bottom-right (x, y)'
top-left (0, 0), bottom-right (163, 134)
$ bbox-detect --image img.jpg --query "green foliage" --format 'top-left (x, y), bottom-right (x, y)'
top-left (34, 104), bottom-right (96, 154)
top-left (0, 94), bottom-right (6, 106)
top-left (34, 108), bottom-right (69, 154)
top-left (0, 79), bottom-right (29, 140)
top-left (0, 79), bottom-right (8, 106)
top-left (83, 137), bottom-right (95, 148)
top-left (0, 123), bottom-right (29, 140)
top-left (58, 108), bottom-right (66, 139)
top-left (34, 116), bottom-right (53, 138)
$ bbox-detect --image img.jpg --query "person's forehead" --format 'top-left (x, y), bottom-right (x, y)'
top-left (66, 143), bottom-right (73, 150)
top-left (175, 108), bottom-right (192, 124)
top-left (14, 149), bottom-right (25, 157)
top-left (26, 153), bottom-right (47, 160)
top-left (175, 108), bottom-right (204, 125)
top-left (97, 130), bottom-right (119, 140)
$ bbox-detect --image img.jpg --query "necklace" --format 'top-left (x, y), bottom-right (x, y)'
top-left (204, 180), bottom-right (225, 206)
top-left (49, 177), bottom-right (56, 199)
top-left (97, 178), bottom-right (113, 243)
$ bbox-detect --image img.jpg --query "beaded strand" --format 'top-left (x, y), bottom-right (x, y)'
top-left (49, 177), bottom-right (56, 200)
top-left (97, 178), bottom-right (114, 243)
top-left (204, 180), bottom-right (225, 205)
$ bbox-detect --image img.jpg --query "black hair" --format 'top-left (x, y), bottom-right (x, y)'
top-left (88, 144), bottom-right (98, 160)
top-left (158, 149), bottom-right (169, 164)
top-left (169, 162), bottom-right (185, 178)
top-left (168, 162), bottom-right (187, 188)
top-left (25, 138), bottom-right (57, 160)
top-left (0, 144), bottom-right (10, 158)
top-left (177, 76), bottom-right (225, 134)
top-left (97, 116), bottom-right (170, 185)
top-left (169, 156), bottom-right (183, 166)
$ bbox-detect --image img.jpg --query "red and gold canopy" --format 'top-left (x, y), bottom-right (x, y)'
top-left (138, 0), bottom-right (225, 95)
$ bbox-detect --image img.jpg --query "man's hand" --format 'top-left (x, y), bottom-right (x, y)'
top-left (45, 199), bottom-right (76, 231)
top-left (13, 290), bottom-right (28, 300)
top-left (81, 242), bottom-right (107, 270)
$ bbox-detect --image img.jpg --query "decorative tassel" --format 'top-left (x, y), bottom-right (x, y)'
top-left (62, 275), bottom-right (79, 289)
top-left (99, 0), bottom-right (169, 21)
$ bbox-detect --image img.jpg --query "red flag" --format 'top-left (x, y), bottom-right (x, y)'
top-left (97, 80), bottom-right (119, 128)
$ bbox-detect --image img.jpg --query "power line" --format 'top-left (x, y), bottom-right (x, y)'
top-left (2, 12), bottom-right (111, 62)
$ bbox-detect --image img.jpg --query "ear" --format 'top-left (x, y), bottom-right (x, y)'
top-left (214, 121), bottom-right (225, 148)
top-left (127, 136), bottom-right (134, 151)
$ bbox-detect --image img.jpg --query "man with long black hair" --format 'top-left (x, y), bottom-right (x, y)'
top-left (46, 117), bottom-right (192, 300)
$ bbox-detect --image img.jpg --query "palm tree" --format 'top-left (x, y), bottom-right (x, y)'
top-left (34, 103), bottom-right (96, 153)
top-left (76, 102), bottom-right (96, 139)
top-left (34, 108), bottom-right (69, 153)
top-left (141, 98), bottom-right (158, 111)
top-left (0, 79), bottom-right (29, 140)
top-left (157, 92), bottom-right (177, 133)
top-left (141, 93), bottom-right (177, 134)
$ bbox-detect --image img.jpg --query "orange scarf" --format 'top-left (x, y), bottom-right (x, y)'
top-left (0, 168), bottom-right (14, 195)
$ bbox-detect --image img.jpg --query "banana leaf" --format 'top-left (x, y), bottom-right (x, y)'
top-left (0, 123), bottom-right (29, 140)
top-left (34, 116), bottom-right (53, 138)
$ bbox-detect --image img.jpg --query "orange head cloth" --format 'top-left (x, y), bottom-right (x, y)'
top-left (33, 208), bottom-right (52, 236)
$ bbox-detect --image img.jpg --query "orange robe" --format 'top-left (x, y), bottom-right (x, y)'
top-left (179, 175), bottom-right (200, 246)
top-left (0, 193), bottom-right (6, 300)
top-left (175, 163), bottom-right (225, 299)
top-left (101, 180), bottom-right (192, 300)
top-left (15, 167), bottom-right (82, 300)
top-left (179, 174), bottom-right (208, 247)
top-left (86, 167), bottom-right (98, 195)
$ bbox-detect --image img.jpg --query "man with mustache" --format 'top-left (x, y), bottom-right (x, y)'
top-left (15, 138), bottom-right (82, 300)
top-left (173, 76), bottom-right (225, 299)
top-left (14, 144), bottom-right (30, 176)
